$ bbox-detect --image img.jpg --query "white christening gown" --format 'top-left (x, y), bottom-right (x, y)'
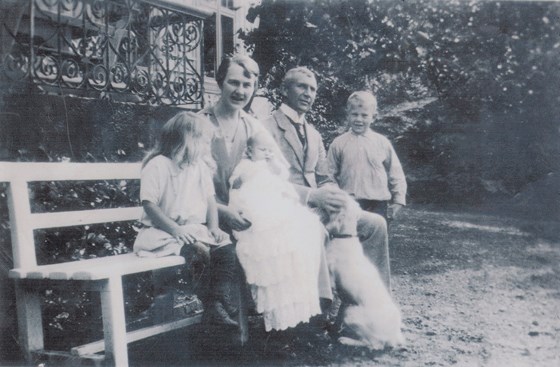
top-left (229, 159), bottom-right (326, 331)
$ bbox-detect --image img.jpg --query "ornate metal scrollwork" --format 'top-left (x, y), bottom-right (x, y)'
top-left (1, 0), bottom-right (204, 106)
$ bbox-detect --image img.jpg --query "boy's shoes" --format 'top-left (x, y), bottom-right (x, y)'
top-left (204, 301), bottom-right (239, 326)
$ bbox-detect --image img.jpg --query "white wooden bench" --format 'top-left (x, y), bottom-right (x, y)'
top-left (0, 162), bottom-right (209, 366)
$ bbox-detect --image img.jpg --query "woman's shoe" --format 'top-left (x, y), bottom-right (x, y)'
top-left (205, 301), bottom-right (238, 326)
top-left (220, 288), bottom-right (239, 317)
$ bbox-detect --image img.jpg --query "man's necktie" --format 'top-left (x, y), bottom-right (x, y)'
top-left (292, 121), bottom-right (306, 146)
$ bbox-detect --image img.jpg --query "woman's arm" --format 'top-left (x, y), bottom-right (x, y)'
top-left (217, 202), bottom-right (251, 232)
top-left (207, 196), bottom-right (229, 242)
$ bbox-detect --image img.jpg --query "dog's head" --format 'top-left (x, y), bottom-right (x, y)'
top-left (324, 194), bottom-right (361, 237)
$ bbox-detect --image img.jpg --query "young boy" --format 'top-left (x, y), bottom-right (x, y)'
top-left (327, 91), bottom-right (407, 222)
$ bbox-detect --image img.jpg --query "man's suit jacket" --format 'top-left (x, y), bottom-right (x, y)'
top-left (263, 110), bottom-right (332, 204)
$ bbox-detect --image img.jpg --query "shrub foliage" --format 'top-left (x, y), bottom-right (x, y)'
top-left (242, 0), bottom-right (560, 204)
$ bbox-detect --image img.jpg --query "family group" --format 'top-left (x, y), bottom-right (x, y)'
top-left (132, 54), bottom-right (407, 349)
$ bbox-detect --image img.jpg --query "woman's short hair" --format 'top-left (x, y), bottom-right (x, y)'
top-left (215, 54), bottom-right (260, 88)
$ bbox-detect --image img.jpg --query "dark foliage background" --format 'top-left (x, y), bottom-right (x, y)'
top-left (242, 0), bottom-right (560, 212)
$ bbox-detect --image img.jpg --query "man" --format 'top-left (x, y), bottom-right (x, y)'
top-left (262, 67), bottom-right (391, 289)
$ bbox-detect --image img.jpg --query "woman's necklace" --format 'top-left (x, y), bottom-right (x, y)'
top-left (215, 112), bottom-right (240, 144)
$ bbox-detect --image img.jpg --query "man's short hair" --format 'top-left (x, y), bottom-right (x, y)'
top-left (215, 54), bottom-right (260, 88)
top-left (346, 91), bottom-right (378, 113)
top-left (281, 67), bottom-right (317, 89)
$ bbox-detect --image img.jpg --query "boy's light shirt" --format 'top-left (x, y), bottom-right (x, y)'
top-left (327, 129), bottom-right (407, 206)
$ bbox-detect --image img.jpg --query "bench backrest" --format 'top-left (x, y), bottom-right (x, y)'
top-left (0, 162), bottom-right (142, 269)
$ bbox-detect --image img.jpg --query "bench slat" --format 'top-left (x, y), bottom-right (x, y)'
top-left (0, 162), bottom-right (141, 182)
top-left (31, 207), bottom-right (142, 230)
top-left (71, 314), bottom-right (203, 356)
top-left (9, 253), bottom-right (186, 280)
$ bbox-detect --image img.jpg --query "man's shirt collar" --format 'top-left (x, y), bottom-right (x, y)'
top-left (280, 103), bottom-right (306, 124)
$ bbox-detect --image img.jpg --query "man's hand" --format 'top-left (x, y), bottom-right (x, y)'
top-left (308, 185), bottom-right (347, 212)
top-left (387, 203), bottom-right (403, 221)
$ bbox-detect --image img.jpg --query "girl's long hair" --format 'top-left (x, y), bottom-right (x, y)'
top-left (143, 112), bottom-right (215, 170)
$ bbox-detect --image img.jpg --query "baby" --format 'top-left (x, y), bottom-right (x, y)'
top-left (229, 131), bottom-right (327, 332)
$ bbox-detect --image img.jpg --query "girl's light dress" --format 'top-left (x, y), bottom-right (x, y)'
top-left (229, 159), bottom-right (326, 331)
top-left (133, 155), bottom-right (229, 257)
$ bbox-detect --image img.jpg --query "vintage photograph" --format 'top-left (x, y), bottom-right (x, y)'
top-left (0, 0), bottom-right (559, 366)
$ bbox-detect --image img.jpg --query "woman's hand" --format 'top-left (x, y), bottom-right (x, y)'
top-left (221, 207), bottom-right (252, 231)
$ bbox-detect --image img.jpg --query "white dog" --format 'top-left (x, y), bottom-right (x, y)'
top-left (325, 196), bottom-right (405, 350)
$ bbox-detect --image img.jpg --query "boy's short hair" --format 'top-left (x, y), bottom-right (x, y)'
top-left (346, 91), bottom-right (378, 114)
top-left (281, 67), bottom-right (317, 90)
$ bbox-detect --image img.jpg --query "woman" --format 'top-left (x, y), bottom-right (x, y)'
top-left (200, 55), bottom-right (332, 329)
top-left (198, 55), bottom-right (273, 325)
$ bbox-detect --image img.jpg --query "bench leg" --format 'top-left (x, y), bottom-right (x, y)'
top-left (100, 277), bottom-right (128, 367)
top-left (14, 281), bottom-right (44, 362)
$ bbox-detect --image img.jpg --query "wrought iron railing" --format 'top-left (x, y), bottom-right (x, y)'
top-left (1, 0), bottom-right (205, 107)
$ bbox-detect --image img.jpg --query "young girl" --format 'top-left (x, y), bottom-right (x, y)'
top-left (133, 112), bottom-right (233, 322)
top-left (229, 131), bottom-right (327, 331)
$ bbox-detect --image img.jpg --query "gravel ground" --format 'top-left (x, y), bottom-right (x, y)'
top-left (127, 206), bottom-right (560, 367)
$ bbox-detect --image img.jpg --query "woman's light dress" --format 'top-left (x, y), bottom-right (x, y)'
top-left (229, 159), bottom-right (326, 331)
